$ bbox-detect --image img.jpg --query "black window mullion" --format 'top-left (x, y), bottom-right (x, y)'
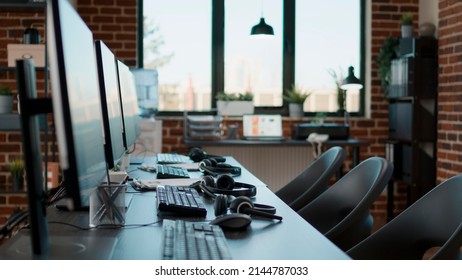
top-left (212, 0), bottom-right (224, 110)
top-left (282, 0), bottom-right (295, 115)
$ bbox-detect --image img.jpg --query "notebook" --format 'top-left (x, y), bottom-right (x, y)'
top-left (242, 114), bottom-right (284, 141)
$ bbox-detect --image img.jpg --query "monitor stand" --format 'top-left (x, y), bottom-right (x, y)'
top-left (0, 233), bottom-right (117, 260)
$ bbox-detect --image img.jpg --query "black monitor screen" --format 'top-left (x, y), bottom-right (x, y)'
top-left (47, 0), bottom-right (107, 209)
top-left (116, 60), bottom-right (141, 151)
top-left (95, 40), bottom-right (125, 170)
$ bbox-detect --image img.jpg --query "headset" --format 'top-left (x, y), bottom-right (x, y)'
top-left (192, 175), bottom-right (257, 198)
top-left (214, 194), bottom-right (282, 221)
top-left (189, 147), bottom-right (226, 163)
top-left (198, 158), bottom-right (241, 177)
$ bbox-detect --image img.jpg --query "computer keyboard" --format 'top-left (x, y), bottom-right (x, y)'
top-left (156, 185), bottom-right (207, 217)
top-left (161, 219), bottom-right (232, 260)
top-left (157, 153), bottom-right (192, 164)
top-left (156, 164), bottom-right (190, 179)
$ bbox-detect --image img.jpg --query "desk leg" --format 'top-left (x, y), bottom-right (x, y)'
top-left (387, 179), bottom-right (394, 222)
top-left (352, 146), bottom-right (360, 167)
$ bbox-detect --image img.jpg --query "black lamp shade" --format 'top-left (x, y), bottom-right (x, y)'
top-left (250, 17), bottom-right (274, 36)
top-left (341, 66), bottom-right (363, 90)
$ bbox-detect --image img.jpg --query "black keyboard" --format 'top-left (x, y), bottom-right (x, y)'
top-left (157, 153), bottom-right (192, 164)
top-left (161, 219), bottom-right (232, 260)
top-left (156, 185), bottom-right (207, 217)
top-left (156, 164), bottom-right (190, 179)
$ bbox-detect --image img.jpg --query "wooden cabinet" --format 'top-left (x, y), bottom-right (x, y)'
top-left (386, 37), bottom-right (438, 205)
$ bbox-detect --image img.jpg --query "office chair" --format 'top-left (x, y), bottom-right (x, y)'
top-left (297, 156), bottom-right (393, 251)
top-left (0, 208), bottom-right (28, 245)
top-left (275, 146), bottom-right (346, 212)
top-left (347, 174), bottom-right (462, 260)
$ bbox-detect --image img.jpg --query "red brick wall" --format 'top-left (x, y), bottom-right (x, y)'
top-left (77, 0), bottom-right (138, 67)
top-left (0, 7), bottom-right (47, 224)
top-left (0, 1), bottom-right (137, 224)
top-left (436, 1), bottom-right (462, 182)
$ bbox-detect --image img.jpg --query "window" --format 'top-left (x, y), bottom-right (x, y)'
top-left (224, 0), bottom-right (283, 107)
top-left (143, 0), bottom-right (211, 111)
top-left (295, 0), bottom-right (362, 114)
top-left (141, 0), bottom-right (364, 116)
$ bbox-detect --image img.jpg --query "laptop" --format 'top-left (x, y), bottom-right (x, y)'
top-left (242, 114), bottom-right (285, 141)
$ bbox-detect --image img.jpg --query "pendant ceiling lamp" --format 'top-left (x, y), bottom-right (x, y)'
top-left (250, 0), bottom-right (274, 36)
top-left (341, 66), bottom-right (363, 90)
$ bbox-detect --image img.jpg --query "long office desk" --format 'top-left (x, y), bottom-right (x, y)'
top-left (0, 157), bottom-right (349, 260)
top-left (184, 138), bottom-right (369, 191)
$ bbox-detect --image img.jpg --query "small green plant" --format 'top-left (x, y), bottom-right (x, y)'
top-left (401, 13), bottom-right (413, 26)
top-left (216, 91), bottom-right (253, 101)
top-left (312, 112), bottom-right (327, 124)
top-left (283, 85), bottom-right (311, 104)
top-left (7, 159), bottom-right (24, 179)
top-left (0, 84), bottom-right (12, 96)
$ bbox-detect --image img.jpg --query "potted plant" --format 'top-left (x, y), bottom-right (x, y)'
top-left (216, 91), bottom-right (254, 116)
top-left (7, 159), bottom-right (25, 191)
top-left (401, 13), bottom-right (413, 38)
top-left (377, 37), bottom-right (399, 97)
top-left (0, 84), bottom-right (13, 114)
top-left (283, 84), bottom-right (311, 118)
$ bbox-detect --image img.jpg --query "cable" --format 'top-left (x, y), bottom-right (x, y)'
top-left (48, 220), bottom-right (162, 231)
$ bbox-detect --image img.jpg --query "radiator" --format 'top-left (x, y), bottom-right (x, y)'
top-left (200, 145), bottom-right (315, 192)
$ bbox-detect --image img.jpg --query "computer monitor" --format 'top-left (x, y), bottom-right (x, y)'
top-left (116, 60), bottom-right (141, 151)
top-left (1, 0), bottom-right (116, 259)
top-left (94, 40), bottom-right (126, 170)
top-left (47, 0), bottom-right (107, 210)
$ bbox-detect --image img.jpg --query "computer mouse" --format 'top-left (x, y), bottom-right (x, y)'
top-left (210, 213), bottom-right (252, 230)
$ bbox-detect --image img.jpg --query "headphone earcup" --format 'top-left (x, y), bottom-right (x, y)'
top-left (229, 196), bottom-right (253, 213)
top-left (215, 174), bottom-right (235, 190)
top-left (193, 175), bottom-right (217, 198)
top-left (201, 175), bottom-right (216, 188)
top-left (229, 196), bottom-right (283, 221)
top-left (214, 194), bottom-right (228, 216)
top-left (199, 158), bottom-right (217, 168)
top-left (189, 147), bottom-right (205, 162)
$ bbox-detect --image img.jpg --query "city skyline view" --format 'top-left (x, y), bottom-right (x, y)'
top-left (143, 0), bottom-right (360, 112)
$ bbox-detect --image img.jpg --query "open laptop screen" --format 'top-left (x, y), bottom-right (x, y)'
top-left (242, 114), bottom-right (283, 140)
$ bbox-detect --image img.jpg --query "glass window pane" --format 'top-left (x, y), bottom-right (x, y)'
top-left (295, 0), bottom-right (361, 114)
top-left (143, 0), bottom-right (211, 111)
top-left (225, 0), bottom-right (283, 107)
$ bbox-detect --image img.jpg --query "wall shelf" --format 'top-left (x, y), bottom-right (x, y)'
top-left (386, 37), bottom-right (438, 220)
top-left (0, 114), bottom-right (20, 131)
top-left (0, 2), bottom-right (46, 13)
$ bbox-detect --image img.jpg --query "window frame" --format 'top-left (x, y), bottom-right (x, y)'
top-left (138, 0), bottom-right (366, 117)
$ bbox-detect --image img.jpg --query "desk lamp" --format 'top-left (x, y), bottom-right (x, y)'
top-left (340, 66), bottom-right (363, 124)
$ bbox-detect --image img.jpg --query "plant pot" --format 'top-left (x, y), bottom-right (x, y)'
top-left (419, 22), bottom-right (436, 37)
top-left (401, 25), bottom-right (413, 38)
top-left (288, 103), bottom-right (304, 118)
top-left (0, 95), bottom-right (13, 114)
top-left (217, 100), bottom-right (254, 116)
top-left (12, 177), bottom-right (24, 192)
